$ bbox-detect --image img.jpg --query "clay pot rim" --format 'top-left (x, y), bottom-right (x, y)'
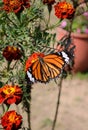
top-left (57, 27), bottom-right (88, 39)
top-left (71, 32), bottom-right (88, 39)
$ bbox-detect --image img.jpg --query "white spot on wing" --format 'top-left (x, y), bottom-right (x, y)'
top-left (61, 51), bottom-right (69, 64)
top-left (27, 71), bottom-right (35, 82)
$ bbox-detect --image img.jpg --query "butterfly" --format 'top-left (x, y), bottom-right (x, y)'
top-left (25, 51), bottom-right (69, 83)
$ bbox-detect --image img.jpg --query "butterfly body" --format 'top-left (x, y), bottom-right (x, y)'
top-left (26, 51), bottom-right (69, 83)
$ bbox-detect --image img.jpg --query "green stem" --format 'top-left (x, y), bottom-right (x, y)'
top-left (46, 4), bottom-right (52, 27)
top-left (7, 61), bottom-right (11, 71)
top-left (1, 104), bottom-right (5, 114)
top-left (27, 92), bottom-right (31, 130)
top-left (6, 15), bottom-right (17, 27)
top-left (6, 104), bottom-right (10, 112)
top-left (25, 79), bottom-right (32, 130)
top-left (52, 77), bottom-right (63, 130)
top-left (45, 20), bottom-right (61, 31)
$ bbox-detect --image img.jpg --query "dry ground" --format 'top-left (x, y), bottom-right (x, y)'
top-left (30, 77), bottom-right (88, 130)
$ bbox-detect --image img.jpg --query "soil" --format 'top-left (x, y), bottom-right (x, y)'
top-left (30, 77), bottom-right (88, 130)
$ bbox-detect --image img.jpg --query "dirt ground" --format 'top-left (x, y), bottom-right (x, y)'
top-left (30, 77), bottom-right (88, 130)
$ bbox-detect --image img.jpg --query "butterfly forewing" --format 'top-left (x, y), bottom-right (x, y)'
top-left (46, 62), bottom-right (61, 77)
top-left (48, 66), bottom-right (60, 79)
top-left (45, 57), bottom-right (64, 68)
top-left (32, 60), bottom-right (39, 71)
top-left (41, 62), bottom-right (50, 77)
top-left (41, 65), bottom-right (49, 82)
top-left (36, 61), bottom-right (42, 80)
top-left (27, 52), bottom-right (69, 83)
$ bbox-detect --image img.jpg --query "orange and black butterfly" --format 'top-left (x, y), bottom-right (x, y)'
top-left (25, 51), bottom-right (69, 83)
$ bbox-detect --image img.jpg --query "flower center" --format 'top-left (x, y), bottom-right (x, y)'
top-left (3, 86), bottom-right (15, 95)
top-left (9, 0), bottom-right (20, 6)
top-left (9, 113), bottom-right (15, 122)
top-left (13, 47), bottom-right (17, 51)
top-left (60, 2), bottom-right (73, 10)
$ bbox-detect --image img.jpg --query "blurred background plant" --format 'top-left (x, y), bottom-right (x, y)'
top-left (57, 0), bottom-right (88, 73)
top-left (60, 11), bottom-right (88, 34)
top-left (59, 1), bottom-right (88, 33)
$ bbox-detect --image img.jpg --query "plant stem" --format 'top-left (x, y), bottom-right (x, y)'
top-left (7, 61), bottom-right (11, 71)
top-left (22, 76), bottom-right (32, 130)
top-left (6, 15), bottom-right (17, 27)
top-left (52, 77), bottom-right (63, 130)
top-left (27, 85), bottom-right (31, 130)
top-left (1, 104), bottom-right (5, 114)
top-left (45, 20), bottom-right (61, 31)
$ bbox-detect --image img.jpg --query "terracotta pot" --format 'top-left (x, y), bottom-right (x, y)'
top-left (56, 28), bottom-right (88, 73)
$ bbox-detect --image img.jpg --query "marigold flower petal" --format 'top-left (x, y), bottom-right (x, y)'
top-left (3, 0), bottom-right (30, 13)
top-left (54, 2), bottom-right (75, 19)
top-left (3, 46), bottom-right (22, 61)
top-left (0, 84), bottom-right (23, 105)
top-left (1, 110), bottom-right (22, 130)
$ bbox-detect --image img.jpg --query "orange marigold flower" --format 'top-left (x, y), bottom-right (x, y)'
top-left (1, 110), bottom-right (22, 130)
top-left (0, 84), bottom-right (23, 105)
top-left (3, 46), bottom-right (22, 61)
top-left (3, 0), bottom-right (30, 13)
top-left (25, 52), bottom-right (45, 71)
top-left (42, 0), bottom-right (55, 5)
top-left (54, 2), bottom-right (75, 19)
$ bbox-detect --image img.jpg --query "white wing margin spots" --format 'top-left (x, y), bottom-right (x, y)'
top-left (27, 71), bottom-right (35, 82)
top-left (61, 51), bottom-right (69, 64)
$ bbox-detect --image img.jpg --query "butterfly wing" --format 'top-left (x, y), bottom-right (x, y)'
top-left (30, 59), bottom-right (50, 82)
top-left (43, 53), bottom-right (65, 79)
top-left (27, 51), bottom-right (69, 83)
